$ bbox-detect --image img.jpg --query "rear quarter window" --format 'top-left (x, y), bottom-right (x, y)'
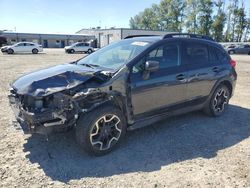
top-left (184, 43), bottom-right (209, 64)
top-left (209, 46), bottom-right (229, 63)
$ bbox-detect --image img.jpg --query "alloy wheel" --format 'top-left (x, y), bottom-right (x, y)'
top-left (212, 88), bottom-right (229, 113)
top-left (90, 114), bottom-right (122, 151)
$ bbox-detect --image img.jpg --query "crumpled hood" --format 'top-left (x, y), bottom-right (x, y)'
top-left (12, 63), bottom-right (102, 97)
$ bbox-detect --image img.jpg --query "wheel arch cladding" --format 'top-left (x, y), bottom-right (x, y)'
top-left (220, 80), bottom-right (233, 96)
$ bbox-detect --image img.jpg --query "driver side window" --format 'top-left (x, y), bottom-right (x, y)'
top-left (133, 43), bottom-right (180, 73)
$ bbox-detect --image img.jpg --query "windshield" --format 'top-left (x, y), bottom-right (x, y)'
top-left (77, 39), bottom-right (151, 70)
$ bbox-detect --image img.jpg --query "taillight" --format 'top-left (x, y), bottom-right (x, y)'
top-left (229, 59), bottom-right (236, 68)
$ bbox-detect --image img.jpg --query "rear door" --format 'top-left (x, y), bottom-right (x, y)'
top-left (25, 43), bottom-right (34, 52)
top-left (183, 41), bottom-right (221, 103)
top-left (83, 43), bottom-right (89, 51)
top-left (130, 41), bottom-right (188, 118)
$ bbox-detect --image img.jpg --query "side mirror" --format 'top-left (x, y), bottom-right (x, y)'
top-left (142, 61), bottom-right (159, 80)
top-left (145, 61), bottom-right (159, 72)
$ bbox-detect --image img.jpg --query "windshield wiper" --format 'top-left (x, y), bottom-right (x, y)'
top-left (80, 63), bottom-right (100, 69)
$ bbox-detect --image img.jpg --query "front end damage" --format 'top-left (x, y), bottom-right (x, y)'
top-left (8, 65), bottom-right (131, 135)
top-left (9, 90), bottom-right (78, 134)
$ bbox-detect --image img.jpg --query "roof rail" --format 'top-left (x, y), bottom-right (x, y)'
top-left (124, 35), bottom-right (159, 39)
top-left (163, 33), bottom-right (214, 41)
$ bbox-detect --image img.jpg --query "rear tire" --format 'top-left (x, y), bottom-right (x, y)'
top-left (203, 85), bottom-right (230, 117)
top-left (7, 49), bottom-right (14, 54)
top-left (32, 48), bottom-right (38, 54)
top-left (76, 104), bottom-right (126, 156)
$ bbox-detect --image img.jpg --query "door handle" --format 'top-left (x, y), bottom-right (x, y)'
top-left (176, 74), bottom-right (186, 81)
top-left (212, 66), bottom-right (219, 73)
top-left (195, 73), bottom-right (208, 77)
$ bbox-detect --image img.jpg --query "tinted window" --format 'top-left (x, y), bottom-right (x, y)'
top-left (133, 43), bottom-right (179, 73)
top-left (209, 46), bottom-right (228, 63)
top-left (147, 43), bottom-right (179, 69)
top-left (26, 43), bottom-right (34, 46)
top-left (185, 43), bottom-right (209, 64)
top-left (209, 47), bottom-right (218, 61)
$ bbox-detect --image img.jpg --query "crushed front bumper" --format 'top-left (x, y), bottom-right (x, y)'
top-left (8, 93), bottom-right (76, 134)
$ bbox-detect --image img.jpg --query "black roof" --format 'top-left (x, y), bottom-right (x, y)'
top-left (124, 33), bottom-right (223, 49)
top-left (125, 33), bottom-right (214, 42)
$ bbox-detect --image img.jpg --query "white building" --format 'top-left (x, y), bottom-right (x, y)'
top-left (76, 28), bottom-right (169, 48)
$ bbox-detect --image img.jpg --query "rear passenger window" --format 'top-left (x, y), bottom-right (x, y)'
top-left (185, 43), bottom-right (209, 64)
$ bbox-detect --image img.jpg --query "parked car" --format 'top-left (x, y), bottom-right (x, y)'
top-left (65, 42), bottom-right (94, 54)
top-left (225, 44), bottom-right (237, 50)
top-left (228, 44), bottom-right (250, 55)
top-left (9, 33), bottom-right (237, 156)
top-left (1, 42), bottom-right (43, 54)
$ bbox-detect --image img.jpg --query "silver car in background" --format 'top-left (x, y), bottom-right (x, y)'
top-left (227, 44), bottom-right (250, 55)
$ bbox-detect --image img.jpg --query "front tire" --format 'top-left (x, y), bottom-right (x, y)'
top-left (228, 50), bottom-right (235, 55)
top-left (76, 104), bottom-right (126, 156)
top-left (7, 49), bottom-right (14, 54)
top-left (70, 49), bottom-right (75, 54)
top-left (32, 48), bottom-right (38, 54)
top-left (204, 85), bottom-right (230, 117)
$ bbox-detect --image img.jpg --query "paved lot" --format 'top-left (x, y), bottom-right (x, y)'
top-left (0, 49), bottom-right (249, 188)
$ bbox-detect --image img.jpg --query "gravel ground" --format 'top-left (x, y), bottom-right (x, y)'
top-left (0, 49), bottom-right (249, 188)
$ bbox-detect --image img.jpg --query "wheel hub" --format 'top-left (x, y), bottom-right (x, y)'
top-left (90, 114), bottom-right (122, 151)
top-left (213, 88), bottom-right (228, 112)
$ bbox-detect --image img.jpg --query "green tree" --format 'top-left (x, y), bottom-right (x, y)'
top-left (243, 17), bottom-right (250, 41)
top-left (212, 0), bottom-right (226, 41)
top-left (234, 6), bottom-right (247, 41)
top-left (129, 5), bottom-right (160, 30)
top-left (185, 0), bottom-right (199, 33)
top-left (197, 0), bottom-right (213, 36)
top-left (129, 15), bottom-right (141, 29)
top-left (140, 8), bottom-right (159, 30)
top-left (158, 0), bottom-right (186, 32)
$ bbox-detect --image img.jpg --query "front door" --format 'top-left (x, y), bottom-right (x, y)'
top-left (130, 41), bottom-right (188, 119)
top-left (14, 43), bottom-right (24, 52)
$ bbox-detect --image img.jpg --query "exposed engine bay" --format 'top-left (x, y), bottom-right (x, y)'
top-left (9, 63), bottom-right (131, 135)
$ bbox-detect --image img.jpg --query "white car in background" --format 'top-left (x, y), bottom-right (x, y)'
top-left (65, 42), bottom-right (94, 54)
top-left (1, 42), bottom-right (43, 54)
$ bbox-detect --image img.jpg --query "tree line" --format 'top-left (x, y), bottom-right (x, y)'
top-left (129, 0), bottom-right (250, 42)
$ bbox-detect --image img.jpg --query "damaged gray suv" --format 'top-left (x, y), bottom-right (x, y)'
top-left (9, 33), bottom-right (237, 155)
